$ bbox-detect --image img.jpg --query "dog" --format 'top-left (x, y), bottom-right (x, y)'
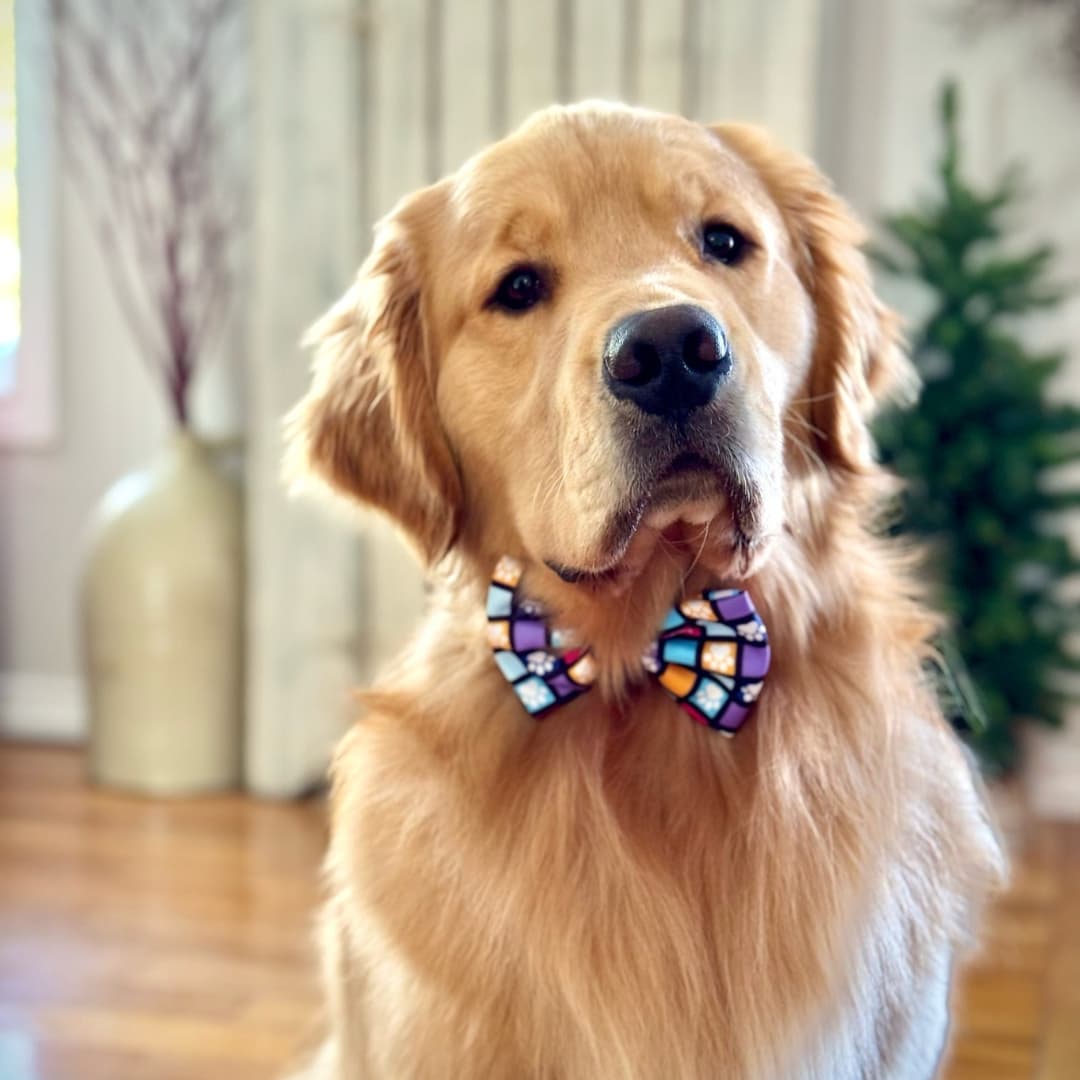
top-left (287, 103), bottom-right (1005, 1079)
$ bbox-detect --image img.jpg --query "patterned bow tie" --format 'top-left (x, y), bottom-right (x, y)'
top-left (486, 556), bottom-right (770, 735)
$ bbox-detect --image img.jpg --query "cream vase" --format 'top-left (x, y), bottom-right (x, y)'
top-left (81, 432), bottom-right (243, 794)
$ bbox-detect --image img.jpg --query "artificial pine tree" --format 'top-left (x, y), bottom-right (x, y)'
top-left (873, 82), bottom-right (1080, 774)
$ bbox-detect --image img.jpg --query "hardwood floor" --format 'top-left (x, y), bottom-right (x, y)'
top-left (0, 745), bottom-right (326, 1079)
top-left (0, 744), bottom-right (1077, 1079)
top-left (946, 799), bottom-right (1080, 1080)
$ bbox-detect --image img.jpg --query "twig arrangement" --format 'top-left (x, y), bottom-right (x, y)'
top-left (51, 0), bottom-right (245, 427)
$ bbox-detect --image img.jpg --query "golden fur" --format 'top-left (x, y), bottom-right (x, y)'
top-left (287, 104), bottom-right (1005, 1079)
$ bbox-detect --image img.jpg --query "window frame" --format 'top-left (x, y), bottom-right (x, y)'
top-left (0, 0), bottom-right (58, 449)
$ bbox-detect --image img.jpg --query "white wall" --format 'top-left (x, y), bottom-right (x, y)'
top-left (820, 0), bottom-right (1080, 390)
top-left (819, 0), bottom-right (1080, 816)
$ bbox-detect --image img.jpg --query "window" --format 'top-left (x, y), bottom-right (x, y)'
top-left (0, 0), bottom-right (17, 396)
top-left (0, 0), bottom-right (57, 447)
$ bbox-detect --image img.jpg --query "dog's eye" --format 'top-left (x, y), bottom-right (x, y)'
top-left (491, 266), bottom-right (546, 312)
top-left (702, 223), bottom-right (748, 265)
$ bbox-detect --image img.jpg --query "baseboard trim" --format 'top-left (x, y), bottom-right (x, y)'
top-left (0, 672), bottom-right (85, 742)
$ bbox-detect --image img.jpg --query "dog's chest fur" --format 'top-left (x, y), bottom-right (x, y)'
top-left (324, 644), bottom-right (996, 1080)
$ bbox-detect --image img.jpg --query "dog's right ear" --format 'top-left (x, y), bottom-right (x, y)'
top-left (285, 190), bottom-right (462, 563)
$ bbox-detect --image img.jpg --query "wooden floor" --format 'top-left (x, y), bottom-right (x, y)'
top-left (945, 795), bottom-right (1080, 1080)
top-left (0, 745), bottom-right (1077, 1079)
top-left (0, 745), bottom-right (326, 1079)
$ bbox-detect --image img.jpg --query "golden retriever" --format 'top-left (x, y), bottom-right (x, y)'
top-left (287, 103), bottom-right (1005, 1079)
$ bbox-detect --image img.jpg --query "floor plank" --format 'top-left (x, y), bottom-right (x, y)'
top-left (1, 744), bottom-right (1077, 1078)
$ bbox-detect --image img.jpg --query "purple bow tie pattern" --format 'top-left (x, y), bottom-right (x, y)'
top-left (486, 556), bottom-right (770, 735)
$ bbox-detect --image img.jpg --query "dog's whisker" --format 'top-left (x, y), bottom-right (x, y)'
top-left (787, 390), bottom-right (837, 407)
top-left (786, 428), bottom-right (827, 474)
top-left (683, 520), bottom-right (711, 582)
top-left (531, 459), bottom-right (567, 520)
top-left (786, 411), bottom-right (830, 442)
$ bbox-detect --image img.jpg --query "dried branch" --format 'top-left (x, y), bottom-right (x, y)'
top-left (50, 0), bottom-right (246, 428)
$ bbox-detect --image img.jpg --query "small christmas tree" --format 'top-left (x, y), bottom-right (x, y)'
top-left (873, 82), bottom-right (1080, 774)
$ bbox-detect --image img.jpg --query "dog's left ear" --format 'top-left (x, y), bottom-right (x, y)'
top-left (713, 123), bottom-right (914, 472)
top-left (285, 185), bottom-right (462, 562)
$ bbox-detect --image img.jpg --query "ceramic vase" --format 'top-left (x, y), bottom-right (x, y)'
top-left (81, 432), bottom-right (243, 794)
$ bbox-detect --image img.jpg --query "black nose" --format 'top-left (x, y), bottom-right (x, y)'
top-left (603, 305), bottom-right (730, 418)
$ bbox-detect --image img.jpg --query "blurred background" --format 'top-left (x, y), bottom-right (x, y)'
top-left (0, 0), bottom-right (1077, 1077)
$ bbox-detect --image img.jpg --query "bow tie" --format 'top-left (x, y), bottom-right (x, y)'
top-left (486, 557), bottom-right (770, 735)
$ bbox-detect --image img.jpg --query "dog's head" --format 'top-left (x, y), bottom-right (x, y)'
top-left (288, 104), bottom-right (907, 597)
